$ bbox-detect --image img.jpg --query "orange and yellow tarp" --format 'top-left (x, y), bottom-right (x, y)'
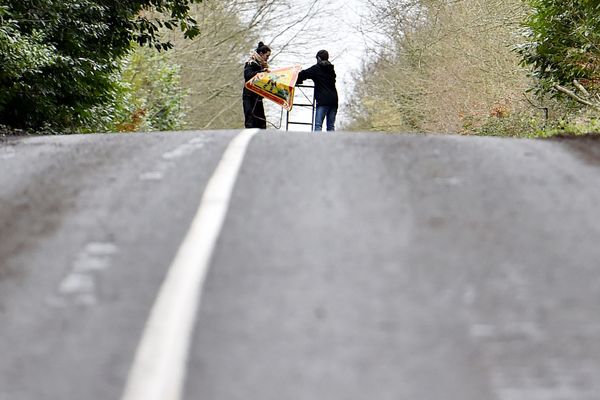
top-left (244, 65), bottom-right (301, 111)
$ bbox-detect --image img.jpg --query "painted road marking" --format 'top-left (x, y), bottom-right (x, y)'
top-left (55, 241), bottom-right (118, 306)
top-left (121, 129), bottom-right (259, 400)
top-left (139, 136), bottom-right (211, 181)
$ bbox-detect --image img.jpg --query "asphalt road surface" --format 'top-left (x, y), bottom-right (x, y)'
top-left (1, 130), bottom-right (600, 400)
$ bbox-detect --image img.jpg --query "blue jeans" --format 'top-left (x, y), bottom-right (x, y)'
top-left (314, 105), bottom-right (337, 131)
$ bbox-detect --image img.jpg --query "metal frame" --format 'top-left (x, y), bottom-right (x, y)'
top-left (286, 84), bottom-right (315, 131)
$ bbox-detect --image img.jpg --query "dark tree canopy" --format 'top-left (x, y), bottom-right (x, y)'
top-left (0, 0), bottom-right (201, 131)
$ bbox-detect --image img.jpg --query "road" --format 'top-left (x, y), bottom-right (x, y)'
top-left (1, 130), bottom-right (600, 400)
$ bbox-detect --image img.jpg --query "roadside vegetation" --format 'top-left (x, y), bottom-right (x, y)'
top-left (0, 0), bottom-right (323, 134)
top-left (346, 0), bottom-right (600, 137)
top-left (2, 0), bottom-right (599, 136)
top-left (0, 0), bottom-right (203, 134)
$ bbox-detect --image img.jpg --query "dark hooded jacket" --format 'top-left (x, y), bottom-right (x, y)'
top-left (243, 58), bottom-right (265, 100)
top-left (297, 60), bottom-right (338, 107)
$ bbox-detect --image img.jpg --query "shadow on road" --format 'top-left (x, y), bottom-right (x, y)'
top-left (551, 134), bottom-right (600, 167)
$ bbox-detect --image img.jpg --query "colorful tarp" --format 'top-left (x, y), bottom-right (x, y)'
top-left (244, 65), bottom-right (302, 111)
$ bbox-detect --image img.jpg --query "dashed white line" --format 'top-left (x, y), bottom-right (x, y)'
top-left (121, 129), bottom-right (259, 400)
top-left (56, 241), bottom-right (118, 306)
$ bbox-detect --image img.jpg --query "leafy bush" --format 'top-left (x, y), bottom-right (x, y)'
top-left (518, 0), bottom-right (600, 94)
top-left (0, 0), bottom-right (200, 132)
top-left (90, 47), bottom-right (188, 133)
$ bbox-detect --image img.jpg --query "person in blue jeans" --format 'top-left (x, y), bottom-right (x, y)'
top-left (297, 50), bottom-right (339, 131)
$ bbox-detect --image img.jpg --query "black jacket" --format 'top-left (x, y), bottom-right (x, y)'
top-left (243, 60), bottom-right (264, 99)
top-left (297, 61), bottom-right (338, 107)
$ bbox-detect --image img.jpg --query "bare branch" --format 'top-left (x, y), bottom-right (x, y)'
top-left (555, 84), bottom-right (600, 109)
top-left (573, 79), bottom-right (590, 97)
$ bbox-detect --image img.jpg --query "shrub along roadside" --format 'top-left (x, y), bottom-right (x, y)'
top-left (88, 47), bottom-right (188, 133)
top-left (513, 0), bottom-right (600, 138)
top-left (0, 0), bottom-right (200, 134)
top-left (347, 0), bottom-right (600, 138)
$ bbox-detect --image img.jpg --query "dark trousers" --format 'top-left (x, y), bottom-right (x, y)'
top-left (243, 96), bottom-right (266, 129)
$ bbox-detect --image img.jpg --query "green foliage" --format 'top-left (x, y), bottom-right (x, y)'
top-left (86, 47), bottom-right (188, 133)
top-left (518, 0), bottom-right (600, 93)
top-left (0, 16), bottom-right (55, 81)
top-left (533, 108), bottom-right (600, 137)
top-left (123, 49), bottom-right (188, 132)
top-left (0, 0), bottom-right (201, 132)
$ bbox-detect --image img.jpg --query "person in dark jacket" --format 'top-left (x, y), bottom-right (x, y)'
top-left (243, 42), bottom-right (271, 129)
top-left (297, 49), bottom-right (339, 131)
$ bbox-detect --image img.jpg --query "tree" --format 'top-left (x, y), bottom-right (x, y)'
top-left (518, 0), bottom-right (600, 108)
top-left (164, 0), bottom-right (327, 129)
top-left (84, 46), bottom-right (188, 133)
top-left (347, 0), bottom-right (532, 134)
top-left (0, 0), bottom-right (201, 132)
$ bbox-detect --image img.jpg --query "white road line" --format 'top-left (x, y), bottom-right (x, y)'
top-left (121, 129), bottom-right (259, 400)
